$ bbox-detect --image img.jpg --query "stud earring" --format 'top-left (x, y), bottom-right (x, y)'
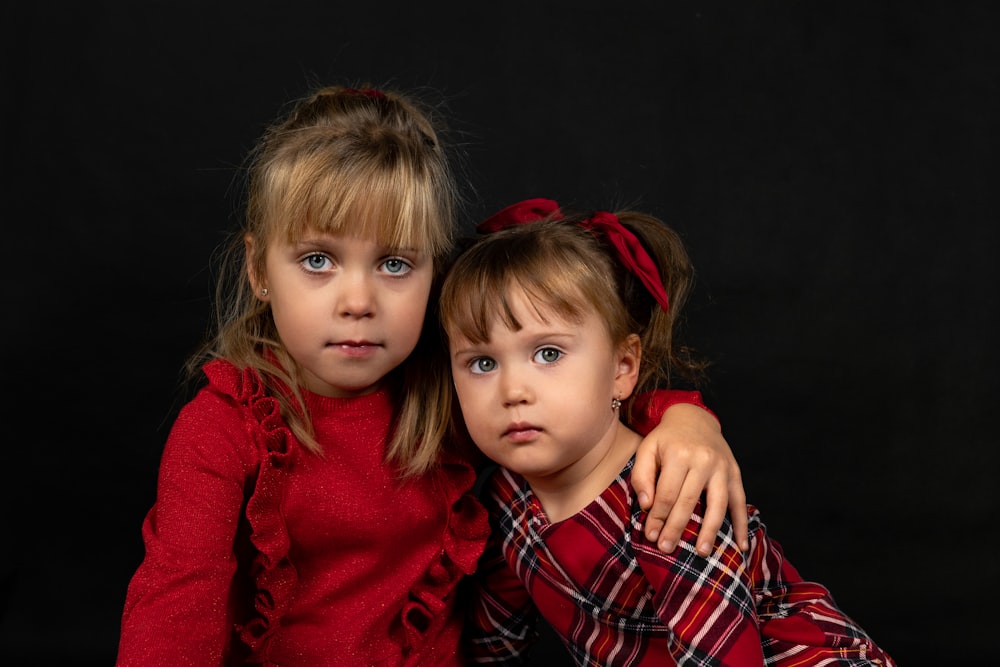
top-left (260, 288), bottom-right (269, 297)
top-left (611, 396), bottom-right (622, 411)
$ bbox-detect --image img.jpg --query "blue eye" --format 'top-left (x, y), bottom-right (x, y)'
top-left (382, 257), bottom-right (411, 275)
top-left (534, 347), bottom-right (562, 364)
top-left (303, 254), bottom-right (331, 271)
top-left (470, 357), bottom-right (497, 374)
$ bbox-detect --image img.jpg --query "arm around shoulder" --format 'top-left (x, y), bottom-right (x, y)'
top-left (630, 390), bottom-right (748, 556)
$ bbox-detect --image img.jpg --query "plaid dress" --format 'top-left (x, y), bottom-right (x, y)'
top-left (466, 459), bottom-right (896, 666)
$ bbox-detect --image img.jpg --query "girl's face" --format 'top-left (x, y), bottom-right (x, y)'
top-left (256, 231), bottom-right (433, 397)
top-left (448, 287), bottom-right (639, 484)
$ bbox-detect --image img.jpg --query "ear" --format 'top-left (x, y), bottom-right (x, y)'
top-left (613, 333), bottom-right (641, 400)
top-left (245, 234), bottom-right (269, 301)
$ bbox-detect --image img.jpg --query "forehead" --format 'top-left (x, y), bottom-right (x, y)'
top-left (272, 229), bottom-right (407, 256)
top-left (279, 202), bottom-right (408, 247)
top-left (504, 287), bottom-right (572, 325)
top-left (476, 287), bottom-right (598, 339)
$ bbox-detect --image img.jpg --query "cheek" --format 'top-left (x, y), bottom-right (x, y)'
top-left (397, 299), bottom-right (428, 343)
top-left (453, 378), bottom-right (488, 428)
top-left (553, 367), bottom-right (613, 419)
top-left (383, 298), bottom-right (429, 364)
top-left (269, 298), bottom-right (309, 342)
top-left (399, 281), bottom-right (431, 326)
top-left (451, 376), bottom-right (475, 412)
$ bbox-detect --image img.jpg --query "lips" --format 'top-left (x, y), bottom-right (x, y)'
top-left (503, 422), bottom-right (542, 444)
top-left (328, 340), bottom-right (382, 357)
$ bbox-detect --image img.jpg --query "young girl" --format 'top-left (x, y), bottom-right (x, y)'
top-left (116, 87), bottom-right (744, 665)
top-left (441, 198), bottom-right (897, 665)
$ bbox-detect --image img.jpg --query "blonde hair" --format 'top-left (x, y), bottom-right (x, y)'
top-left (439, 210), bottom-right (707, 426)
top-left (189, 84), bottom-right (461, 475)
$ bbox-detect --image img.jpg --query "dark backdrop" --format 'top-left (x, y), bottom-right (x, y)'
top-left (3, 2), bottom-right (997, 665)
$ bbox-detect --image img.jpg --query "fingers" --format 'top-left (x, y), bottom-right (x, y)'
top-left (674, 465), bottom-right (749, 556)
top-left (695, 476), bottom-right (729, 557)
top-left (644, 462), bottom-right (749, 557)
top-left (727, 467), bottom-right (749, 552)
top-left (640, 462), bottom-right (687, 549)
top-left (629, 400), bottom-right (749, 556)
top-left (655, 470), bottom-right (710, 554)
top-left (630, 437), bottom-right (659, 512)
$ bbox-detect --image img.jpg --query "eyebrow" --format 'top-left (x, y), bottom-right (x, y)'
top-left (292, 236), bottom-right (420, 254)
top-left (448, 327), bottom-right (577, 352)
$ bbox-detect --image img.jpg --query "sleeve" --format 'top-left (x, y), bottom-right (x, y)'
top-left (745, 507), bottom-right (898, 666)
top-left (116, 391), bottom-right (255, 666)
top-left (631, 389), bottom-right (718, 435)
top-left (633, 502), bottom-right (767, 666)
top-left (464, 480), bottom-right (541, 664)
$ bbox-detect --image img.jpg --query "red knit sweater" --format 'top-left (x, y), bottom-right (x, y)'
top-left (116, 360), bottom-right (489, 666)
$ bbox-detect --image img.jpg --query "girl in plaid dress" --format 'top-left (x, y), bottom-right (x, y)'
top-left (441, 198), bottom-right (897, 666)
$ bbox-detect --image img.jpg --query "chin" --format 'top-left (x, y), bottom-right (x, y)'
top-left (502, 457), bottom-right (558, 479)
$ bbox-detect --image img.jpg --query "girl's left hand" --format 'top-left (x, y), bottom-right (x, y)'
top-left (631, 403), bottom-right (748, 556)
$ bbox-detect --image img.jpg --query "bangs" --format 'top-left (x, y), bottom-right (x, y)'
top-left (442, 249), bottom-right (591, 344)
top-left (259, 132), bottom-right (453, 257)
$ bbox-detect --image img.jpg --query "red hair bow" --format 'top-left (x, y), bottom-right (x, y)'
top-left (476, 198), bottom-right (670, 313)
top-left (342, 87), bottom-right (386, 99)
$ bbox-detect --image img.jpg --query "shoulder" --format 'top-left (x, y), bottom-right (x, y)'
top-left (629, 494), bottom-right (760, 578)
top-left (480, 465), bottom-right (524, 500)
top-left (171, 361), bottom-right (254, 441)
top-left (479, 467), bottom-right (532, 530)
top-left (624, 474), bottom-right (710, 564)
top-left (478, 465), bottom-right (526, 496)
top-left (162, 360), bottom-right (274, 473)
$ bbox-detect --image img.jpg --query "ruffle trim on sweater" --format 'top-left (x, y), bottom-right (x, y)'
top-left (201, 359), bottom-right (489, 663)
top-left (399, 451), bottom-right (489, 658)
top-left (203, 360), bottom-right (298, 660)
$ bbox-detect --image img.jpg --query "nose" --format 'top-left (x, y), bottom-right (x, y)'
top-left (338, 272), bottom-right (375, 318)
top-left (500, 368), bottom-right (533, 407)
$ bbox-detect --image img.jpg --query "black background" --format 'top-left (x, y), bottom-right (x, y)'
top-left (3, 2), bottom-right (997, 665)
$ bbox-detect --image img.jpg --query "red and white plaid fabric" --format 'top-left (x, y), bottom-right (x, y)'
top-left (466, 459), bottom-right (896, 666)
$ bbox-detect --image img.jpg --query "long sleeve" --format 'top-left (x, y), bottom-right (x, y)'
top-left (632, 389), bottom-right (717, 429)
top-left (116, 390), bottom-right (257, 666)
top-left (747, 515), bottom-right (896, 666)
top-left (635, 505), bottom-right (896, 666)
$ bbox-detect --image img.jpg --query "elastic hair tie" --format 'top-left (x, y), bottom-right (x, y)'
top-left (477, 198), bottom-right (671, 313)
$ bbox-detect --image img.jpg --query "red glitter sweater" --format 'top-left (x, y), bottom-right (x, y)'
top-left (116, 360), bottom-right (707, 665)
top-left (116, 360), bottom-right (491, 666)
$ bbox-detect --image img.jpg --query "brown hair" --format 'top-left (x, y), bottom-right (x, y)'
top-left (439, 210), bottom-right (706, 426)
top-left (188, 84), bottom-right (461, 475)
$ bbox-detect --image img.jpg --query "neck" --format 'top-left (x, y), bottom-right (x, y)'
top-left (525, 422), bottom-right (641, 524)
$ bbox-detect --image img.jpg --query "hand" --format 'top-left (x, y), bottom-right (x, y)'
top-left (631, 403), bottom-right (748, 556)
